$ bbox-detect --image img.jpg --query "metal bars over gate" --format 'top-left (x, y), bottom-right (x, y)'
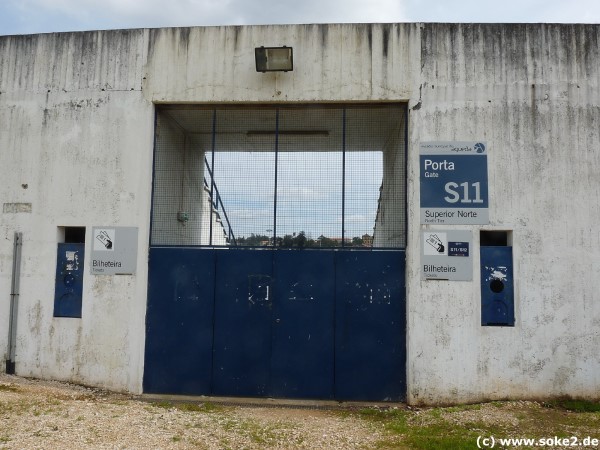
top-left (150, 105), bottom-right (406, 250)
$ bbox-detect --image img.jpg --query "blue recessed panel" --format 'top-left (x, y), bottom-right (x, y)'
top-left (54, 243), bottom-right (85, 318)
top-left (480, 246), bottom-right (514, 326)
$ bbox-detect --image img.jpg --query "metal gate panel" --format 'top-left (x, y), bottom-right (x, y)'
top-left (334, 250), bottom-right (406, 401)
top-left (212, 249), bottom-right (274, 397)
top-left (143, 248), bottom-right (216, 394)
top-left (147, 105), bottom-right (408, 401)
top-left (270, 250), bottom-right (336, 399)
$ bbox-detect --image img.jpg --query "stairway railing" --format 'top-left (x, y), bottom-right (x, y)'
top-left (204, 157), bottom-right (236, 245)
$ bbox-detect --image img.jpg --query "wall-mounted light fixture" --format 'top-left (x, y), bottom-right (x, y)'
top-left (255, 46), bottom-right (293, 72)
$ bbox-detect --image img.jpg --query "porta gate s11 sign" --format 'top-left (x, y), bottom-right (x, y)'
top-left (420, 142), bottom-right (489, 225)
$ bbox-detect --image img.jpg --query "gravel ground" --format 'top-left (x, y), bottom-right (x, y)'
top-left (0, 374), bottom-right (388, 449)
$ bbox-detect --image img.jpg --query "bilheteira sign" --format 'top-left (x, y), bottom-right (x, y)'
top-left (91, 227), bottom-right (138, 275)
top-left (420, 141), bottom-right (489, 224)
top-left (421, 230), bottom-right (473, 281)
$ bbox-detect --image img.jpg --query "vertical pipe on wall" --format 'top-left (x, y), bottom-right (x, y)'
top-left (6, 232), bottom-right (23, 374)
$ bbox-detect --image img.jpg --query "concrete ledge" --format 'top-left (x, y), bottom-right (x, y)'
top-left (140, 393), bottom-right (405, 410)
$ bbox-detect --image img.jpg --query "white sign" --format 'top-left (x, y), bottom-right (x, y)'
top-left (91, 227), bottom-right (138, 275)
top-left (421, 230), bottom-right (473, 281)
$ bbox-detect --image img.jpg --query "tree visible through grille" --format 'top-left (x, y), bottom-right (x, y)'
top-left (150, 105), bottom-right (406, 249)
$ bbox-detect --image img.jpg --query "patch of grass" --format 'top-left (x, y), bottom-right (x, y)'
top-left (522, 403), bottom-right (600, 437)
top-left (358, 401), bottom-right (600, 450)
top-left (356, 405), bottom-right (502, 449)
top-left (240, 420), bottom-right (279, 445)
top-left (0, 384), bottom-right (19, 392)
top-left (548, 399), bottom-right (600, 413)
top-left (150, 400), bottom-right (225, 413)
top-left (188, 438), bottom-right (209, 449)
top-left (176, 402), bottom-right (224, 413)
top-left (175, 402), bottom-right (200, 412)
top-left (153, 401), bottom-right (174, 409)
top-left (407, 429), bottom-right (479, 450)
top-left (381, 413), bottom-right (480, 450)
top-left (0, 399), bottom-right (32, 415)
top-left (428, 408), bottom-right (443, 419)
top-left (220, 417), bottom-right (285, 445)
top-left (221, 417), bottom-right (237, 432)
top-left (218, 437), bottom-right (233, 450)
top-left (171, 435), bottom-right (182, 442)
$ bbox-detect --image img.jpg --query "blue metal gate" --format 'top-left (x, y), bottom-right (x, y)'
top-left (335, 251), bottom-right (406, 400)
top-left (145, 104), bottom-right (407, 401)
top-left (144, 247), bottom-right (405, 401)
top-left (143, 248), bottom-right (215, 395)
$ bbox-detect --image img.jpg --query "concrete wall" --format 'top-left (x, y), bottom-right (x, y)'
top-left (373, 114), bottom-right (406, 248)
top-left (151, 114), bottom-right (206, 245)
top-left (407, 23), bottom-right (600, 404)
top-left (0, 30), bottom-right (154, 392)
top-left (151, 112), bottom-right (230, 246)
top-left (1, 23), bottom-right (599, 402)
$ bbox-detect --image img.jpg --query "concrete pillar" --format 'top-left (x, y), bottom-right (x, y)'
top-left (373, 117), bottom-right (406, 248)
top-left (151, 114), bottom-right (206, 245)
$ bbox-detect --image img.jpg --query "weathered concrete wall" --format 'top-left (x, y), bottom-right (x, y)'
top-left (407, 23), bottom-right (600, 404)
top-left (1, 23), bottom-right (599, 403)
top-left (151, 113), bottom-right (229, 246)
top-left (0, 24), bottom-right (420, 394)
top-left (151, 114), bottom-right (207, 245)
top-left (0, 30), bottom-right (154, 392)
top-left (373, 114), bottom-right (406, 248)
top-left (143, 24), bottom-right (420, 103)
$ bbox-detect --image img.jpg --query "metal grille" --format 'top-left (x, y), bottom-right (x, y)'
top-left (151, 105), bottom-right (406, 249)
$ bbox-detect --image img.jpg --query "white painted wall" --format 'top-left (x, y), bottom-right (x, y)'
top-left (1, 23), bottom-right (599, 403)
top-left (407, 24), bottom-right (600, 404)
top-left (0, 30), bottom-right (154, 393)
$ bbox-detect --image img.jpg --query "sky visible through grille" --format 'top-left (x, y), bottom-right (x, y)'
top-left (152, 105), bottom-right (405, 248)
top-left (210, 150), bottom-right (382, 242)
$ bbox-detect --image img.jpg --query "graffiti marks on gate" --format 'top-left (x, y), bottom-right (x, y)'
top-left (248, 275), bottom-right (272, 306)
